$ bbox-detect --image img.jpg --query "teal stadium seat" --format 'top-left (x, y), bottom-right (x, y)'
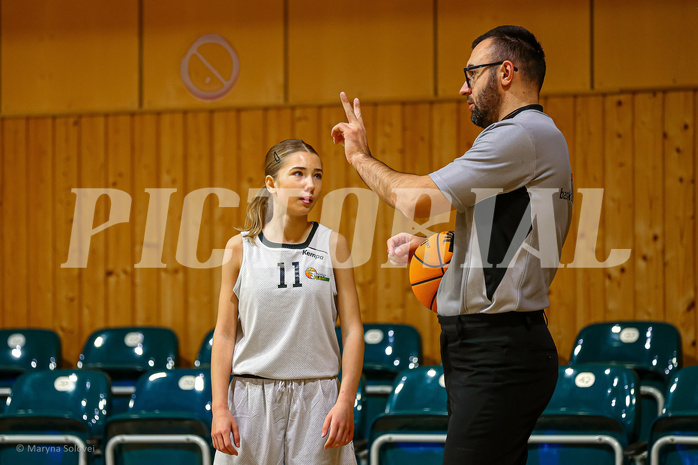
top-left (193, 328), bottom-right (214, 368)
top-left (528, 365), bottom-right (641, 465)
top-left (0, 328), bottom-right (62, 411)
top-left (568, 321), bottom-right (682, 442)
top-left (354, 375), bottom-right (367, 444)
top-left (649, 365), bottom-right (698, 465)
top-left (368, 365), bottom-right (448, 465)
top-left (0, 369), bottom-right (111, 465)
top-left (337, 323), bottom-right (422, 444)
top-left (104, 368), bottom-right (213, 465)
top-left (78, 327), bottom-right (178, 414)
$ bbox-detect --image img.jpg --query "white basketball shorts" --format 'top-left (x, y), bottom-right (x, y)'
top-left (213, 376), bottom-right (356, 465)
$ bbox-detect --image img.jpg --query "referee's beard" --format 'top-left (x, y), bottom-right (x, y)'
top-left (470, 72), bottom-right (502, 129)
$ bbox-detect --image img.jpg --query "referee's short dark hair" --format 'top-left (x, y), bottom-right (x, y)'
top-left (473, 26), bottom-right (546, 92)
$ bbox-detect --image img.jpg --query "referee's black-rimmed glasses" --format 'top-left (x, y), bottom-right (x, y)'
top-left (463, 61), bottom-right (518, 88)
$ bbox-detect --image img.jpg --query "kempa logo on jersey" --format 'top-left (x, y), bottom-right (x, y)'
top-left (302, 249), bottom-right (325, 261)
top-left (305, 268), bottom-right (330, 282)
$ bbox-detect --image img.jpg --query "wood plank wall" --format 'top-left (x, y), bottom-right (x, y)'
top-left (2, 90), bottom-right (697, 367)
top-left (2, 0), bottom-right (696, 115)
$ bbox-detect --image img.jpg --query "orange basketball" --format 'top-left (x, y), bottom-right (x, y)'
top-left (409, 231), bottom-right (454, 312)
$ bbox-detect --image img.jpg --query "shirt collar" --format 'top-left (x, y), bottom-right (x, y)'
top-left (502, 104), bottom-right (544, 121)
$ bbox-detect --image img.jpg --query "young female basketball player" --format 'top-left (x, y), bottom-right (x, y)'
top-left (210, 139), bottom-right (364, 465)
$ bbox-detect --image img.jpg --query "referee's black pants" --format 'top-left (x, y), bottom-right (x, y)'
top-left (438, 310), bottom-right (558, 465)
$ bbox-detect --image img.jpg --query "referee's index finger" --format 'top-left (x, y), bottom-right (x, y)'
top-left (339, 92), bottom-right (357, 122)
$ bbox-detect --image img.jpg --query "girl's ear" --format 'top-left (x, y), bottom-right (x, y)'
top-left (265, 175), bottom-right (276, 194)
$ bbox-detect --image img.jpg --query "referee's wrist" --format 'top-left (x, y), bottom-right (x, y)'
top-left (349, 151), bottom-right (372, 168)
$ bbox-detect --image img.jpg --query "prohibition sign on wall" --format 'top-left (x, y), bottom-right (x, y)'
top-left (180, 34), bottom-right (240, 101)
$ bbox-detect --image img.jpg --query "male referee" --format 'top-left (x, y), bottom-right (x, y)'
top-left (332, 25), bottom-right (572, 464)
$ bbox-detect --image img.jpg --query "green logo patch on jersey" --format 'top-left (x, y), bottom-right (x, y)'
top-left (305, 267), bottom-right (330, 282)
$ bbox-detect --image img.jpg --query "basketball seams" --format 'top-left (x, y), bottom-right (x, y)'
top-left (409, 230), bottom-right (454, 313)
top-left (410, 274), bottom-right (446, 287)
top-left (429, 291), bottom-right (438, 311)
top-left (435, 232), bottom-right (443, 267)
top-left (412, 253), bottom-right (448, 269)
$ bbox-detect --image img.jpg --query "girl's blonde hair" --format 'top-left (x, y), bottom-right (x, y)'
top-left (241, 139), bottom-right (319, 239)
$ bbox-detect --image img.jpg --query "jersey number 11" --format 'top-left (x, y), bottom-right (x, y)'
top-left (277, 262), bottom-right (302, 288)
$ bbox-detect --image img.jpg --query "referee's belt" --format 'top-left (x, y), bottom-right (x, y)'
top-left (439, 310), bottom-right (548, 328)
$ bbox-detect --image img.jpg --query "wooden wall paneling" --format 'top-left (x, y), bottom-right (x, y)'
top-left (142, 0), bottom-right (284, 110)
top-left (594, 0), bottom-right (698, 91)
top-left (401, 103), bottom-right (439, 363)
top-left (573, 95), bottom-right (607, 327)
top-left (288, 0), bottom-right (433, 103)
top-left (372, 104), bottom-right (406, 325)
top-left (663, 91), bottom-right (695, 364)
top-left (183, 111), bottom-right (215, 364)
top-left (54, 117), bottom-right (80, 364)
top-left (27, 118), bottom-right (54, 334)
top-left (348, 103), bottom-right (376, 260)
top-left (264, 108), bottom-right (293, 150)
top-left (457, 101), bottom-right (483, 155)
top-left (237, 110), bottom-right (266, 225)
top-left (603, 95), bottom-right (635, 321)
top-left (347, 103), bottom-right (378, 327)
top-left (544, 97), bottom-right (578, 360)
top-left (2, 120), bottom-right (28, 327)
top-left (695, 90), bottom-right (698, 363)
top-left (291, 107), bottom-right (321, 148)
top-left (633, 93), bottom-right (665, 322)
top-left (317, 105), bottom-right (353, 242)
top-left (693, 92), bottom-right (698, 361)
top-left (437, 0), bottom-right (591, 97)
top-left (159, 113), bottom-right (185, 357)
top-left (106, 115), bottom-right (133, 327)
top-left (317, 106), bottom-right (347, 197)
top-left (133, 114), bottom-right (160, 326)
top-left (0, 121), bottom-right (3, 324)
top-left (1, 0), bottom-right (139, 115)
top-left (79, 116), bottom-right (107, 342)
top-left (430, 102), bottom-right (460, 171)
top-left (212, 109), bottom-right (239, 314)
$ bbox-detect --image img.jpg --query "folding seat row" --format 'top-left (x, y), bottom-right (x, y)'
top-left (568, 321), bottom-right (683, 443)
top-left (0, 329), bottom-right (62, 411)
top-left (0, 326), bottom-right (376, 465)
top-left (367, 365), bottom-right (447, 465)
top-left (360, 320), bottom-right (690, 465)
top-left (0, 368), bottom-right (213, 465)
top-left (0, 327), bottom-right (193, 414)
top-left (648, 365), bottom-right (698, 465)
top-left (367, 364), bottom-right (645, 465)
top-left (530, 363), bottom-right (698, 465)
top-left (4, 320), bottom-right (693, 464)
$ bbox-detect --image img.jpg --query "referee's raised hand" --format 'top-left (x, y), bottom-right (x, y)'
top-left (331, 92), bottom-right (371, 166)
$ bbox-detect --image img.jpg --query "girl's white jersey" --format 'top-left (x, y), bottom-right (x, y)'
top-left (232, 222), bottom-right (341, 379)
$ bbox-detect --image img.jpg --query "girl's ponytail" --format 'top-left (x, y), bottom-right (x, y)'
top-left (241, 187), bottom-right (271, 240)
